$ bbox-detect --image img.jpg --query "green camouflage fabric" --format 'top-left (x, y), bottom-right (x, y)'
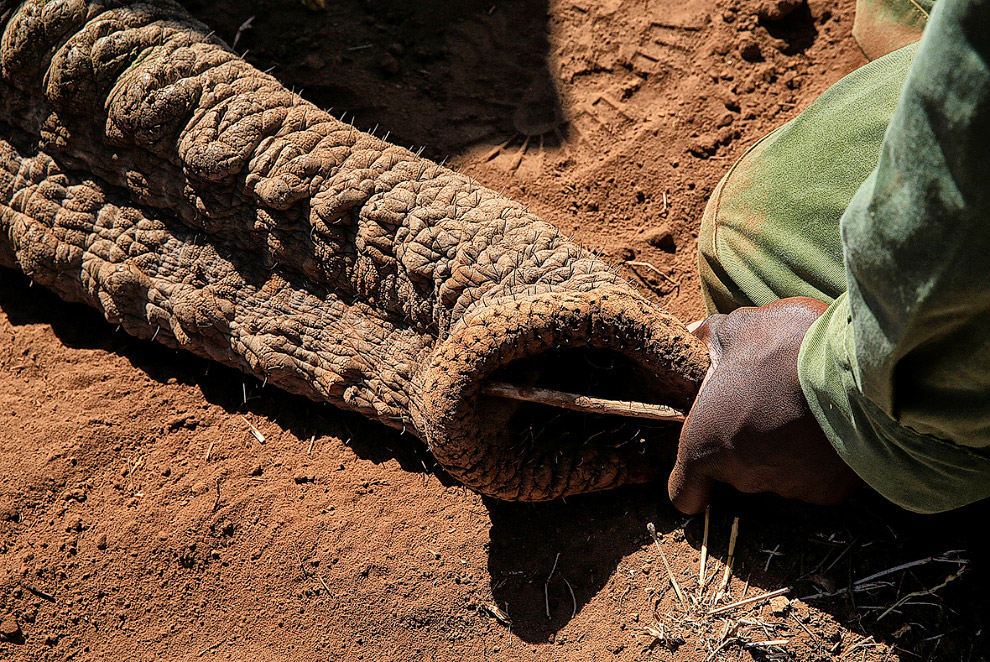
top-left (697, 0), bottom-right (990, 513)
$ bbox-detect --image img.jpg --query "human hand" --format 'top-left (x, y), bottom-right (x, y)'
top-left (668, 297), bottom-right (862, 514)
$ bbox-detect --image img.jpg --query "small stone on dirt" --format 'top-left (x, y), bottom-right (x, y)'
top-left (0, 500), bottom-right (18, 522)
top-left (167, 414), bottom-right (199, 431)
top-left (96, 533), bottom-right (108, 550)
top-left (0, 615), bottom-right (21, 640)
top-left (769, 595), bottom-right (791, 615)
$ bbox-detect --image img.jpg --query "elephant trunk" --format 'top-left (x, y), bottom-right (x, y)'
top-left (0, 0), bottom-right (708, 501)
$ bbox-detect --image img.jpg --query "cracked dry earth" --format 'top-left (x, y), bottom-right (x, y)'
top-left (1, 0), bottom-right (989, 661)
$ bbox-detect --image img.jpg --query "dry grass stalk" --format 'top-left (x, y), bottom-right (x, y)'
top-left (482, 604), bottom-right (512, 626)
top-left (239, 415), bottom-right (266, 444)
top-left (877, 565), bottom-right (967, 621)
top-left (632, 513), bottom-right (804, 660)
top-left (625, 260), bottom-right (678, 286)
top-left (798, 549), bottom-right (967, 601)
top-left (841, 635), bottom-right (877, 658)
top-left (648, 522), bottom-right (688, 609)
top-left (744, 639), bottom-right (789, 649)
top-left (709, 587), bottom-right (789, 616)
top-left (712, 517), bottom-right (739, 605)
top-left (698, 506), bottom-right (710, 597)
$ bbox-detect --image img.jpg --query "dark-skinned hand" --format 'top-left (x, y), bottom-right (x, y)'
top-left (668, 296), bottom-right (862, 514)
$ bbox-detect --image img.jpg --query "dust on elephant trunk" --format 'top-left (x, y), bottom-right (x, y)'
top-left (0, 0), bottom-right (708, 500)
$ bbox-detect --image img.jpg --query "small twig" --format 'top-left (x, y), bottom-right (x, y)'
top-left (20, 582), bottom-right (55, 602)
top-left (744, 639), bottom-right (790, 649)
top-left (877, 566), bottom-right (966, 621)
top-left (483, 382), bottom-right (686, 422)
top-left (798, 550), bottom-right (967, 601)
top-left (841, 635), bottom-right (877, 658)
top-left (626, 260), bottom-right (678, 286)
top-left (315, 571), bottom-right (332, 595)
top-left (709, 587), bottom-right (789, 616)
top-left (647, 523), bottom-right (687, 609)
top-left (198, 638), bottom-right (227, 657)
top-left (126, 455), bottom-right (143, 476)
top-left (307, 435), bottom-right (316, 455)
top-left (704, 635), bottom-right (736, 662)
top-left (482, 603), bottom-right (511, 626)
top-left (855, 552), bottom-right (965, 587)
top-left (790, 613), bottom-right (820, 641)
top-left (698, 506), bottom-right (710, 597)
top-left (713, 517), bottom-right (739, 605)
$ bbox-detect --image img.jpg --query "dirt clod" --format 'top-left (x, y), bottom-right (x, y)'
top-left (0, 615), bottom-right (21, 640)
top-left (756, 0), bottom-right (805, 21)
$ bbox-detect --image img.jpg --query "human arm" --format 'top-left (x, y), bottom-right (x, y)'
top-left (670, 0), bottom-right (990, 514)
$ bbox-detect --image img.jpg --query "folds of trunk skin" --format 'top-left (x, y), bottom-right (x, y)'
top-left (0, 0), bottom-right (709, 501)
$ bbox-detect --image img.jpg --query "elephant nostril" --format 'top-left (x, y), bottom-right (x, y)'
top-left (418, 289), bottom-right (709, 502)
top-left (477, 344), bottom-right (689, 473)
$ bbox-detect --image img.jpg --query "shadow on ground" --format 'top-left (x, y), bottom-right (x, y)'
top-left (180, 0), bottom-right (567, 162)
top-left (484, 478), bottom-right (989, 657)
top-left (484, 485), bottom-right (686, 643)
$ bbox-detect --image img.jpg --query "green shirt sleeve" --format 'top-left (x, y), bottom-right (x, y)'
top-left (797, 0), bottom-right (990, 513)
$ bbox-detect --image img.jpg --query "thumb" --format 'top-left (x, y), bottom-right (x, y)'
top-left (667, 452), bottom-right (716, 515)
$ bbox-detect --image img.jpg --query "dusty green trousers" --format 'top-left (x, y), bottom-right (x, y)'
top-left (697, 0), bottom-right (990, 513)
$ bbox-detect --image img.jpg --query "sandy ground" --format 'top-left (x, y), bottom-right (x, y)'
top-left (2, 0), bottom-right (988, 660)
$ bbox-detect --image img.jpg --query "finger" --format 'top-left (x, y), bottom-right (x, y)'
top-left (667, 453), bottom-right (716, 515)
top-left (691, 314), bottom-right (729, 370)
top-left (690, 314), bottom-right (724, 343)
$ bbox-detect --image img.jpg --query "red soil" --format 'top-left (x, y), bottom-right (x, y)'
top-left (2, 0), bottom-right (986, 660)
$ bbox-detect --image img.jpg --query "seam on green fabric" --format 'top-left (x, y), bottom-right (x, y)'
top-left (709, 127), bottom-right (783, 269)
